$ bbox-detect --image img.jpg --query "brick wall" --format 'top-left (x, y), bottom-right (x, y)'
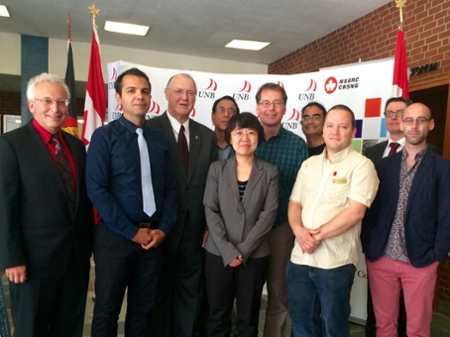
top-left (269, 0), bottom-right (450, 309)
top-left (269, 0), bottom-right (450, 86)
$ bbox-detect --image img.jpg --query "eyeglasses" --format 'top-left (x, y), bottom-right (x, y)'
top-left (384, 110), bottom-right (404, 118)
top-left (258, 100), bottom-right (285, 108)
top-left (403, 117), bottom-right (430, 125)
top-left (216, 107), bottom-right (237, 115)
top-left (301, 114), bottom-right (323, 122)
top-left (34, 97), bottom-right (69, 107)
top-left (167, 88), bottom-right (196, 97)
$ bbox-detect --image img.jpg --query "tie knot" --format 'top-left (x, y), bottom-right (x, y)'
top-left (179, 125), bottom-right (185, 133)
top-left (390, 142), bottom-right (400, 150)
top-left (51, 134), bottom-right (60, 144)
top-left (136, 128), bottom-right (143, 136)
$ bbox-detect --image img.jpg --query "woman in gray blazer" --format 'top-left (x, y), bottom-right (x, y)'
top-left (203, 113), bottom-right (279, 337)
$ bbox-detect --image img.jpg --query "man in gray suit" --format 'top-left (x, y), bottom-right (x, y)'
top-left (148, 73), bottom-right (218, 337)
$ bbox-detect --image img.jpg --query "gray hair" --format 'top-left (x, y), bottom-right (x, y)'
top-left (26, 73), bottom-right (70, 101)
top-left (165, 73), bottom-right (197, 94)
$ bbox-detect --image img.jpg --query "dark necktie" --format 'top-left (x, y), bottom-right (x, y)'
top-left (51, 135), bottom-right (76, 207)
top-left (178, 125), bottom-right (189, 172)
top-left (388, 142), bottom-right (400, 156)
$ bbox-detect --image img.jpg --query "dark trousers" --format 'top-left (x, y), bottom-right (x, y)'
top-left (366, 280), bottom-right (407, 337)
top-left (205, 251), bottom-right (268, 337)
top-left (91, 221), bottom-right (162, 337)
top-left (150, 223), bottom-right (204, 337)
top-left (9, 255), bottom-right (89, 337)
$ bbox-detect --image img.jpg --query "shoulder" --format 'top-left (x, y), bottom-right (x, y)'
top-left (280, 128), bottom-right (305, 144)
top-left (191, 119), bottom-right (215, 136)
top-left (257, 157), bottom-right (278, 174)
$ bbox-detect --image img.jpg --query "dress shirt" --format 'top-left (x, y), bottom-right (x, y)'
top-left (86, 116), bottom-right (178, 240)
top-left (32, 118), bottom-right (77, 184)
top-left (217, 143), bottom-right (232, 161)
top-left (382, 137), bottom-right (405, 158)
top-left (166, 111), bottom-right (190, 149)
top-left (290, 145), bottom-right (379, 268)
top-left (255, 127), bottom-right (308, 228)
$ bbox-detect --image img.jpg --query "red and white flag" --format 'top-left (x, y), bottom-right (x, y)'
top-left (81, 26), bottom-right (106, 148)
top-left (392, 29), bottom-right (409, 98)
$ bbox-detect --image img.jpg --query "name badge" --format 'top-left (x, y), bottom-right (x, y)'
top-left (332, 177), bottom-right (347, 184)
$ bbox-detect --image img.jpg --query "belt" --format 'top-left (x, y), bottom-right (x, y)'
top-left (138, 222), bottom-right (157, 229)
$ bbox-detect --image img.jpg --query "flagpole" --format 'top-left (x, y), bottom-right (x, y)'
top-left (394, 0), bottom-right (407, 31)
top-left (88, 4), bottom-right (100, 29)
top-left (66, 11), bottom-right (72, 42)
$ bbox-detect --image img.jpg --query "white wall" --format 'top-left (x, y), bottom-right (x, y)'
top-left (0, 32), bottom-right (268, 80)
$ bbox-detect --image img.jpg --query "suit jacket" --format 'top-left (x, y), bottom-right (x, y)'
top-left (203, 157), bottom-right (279, 266)
top-left (361, 148), bottom-right (450, 267)
top-left (147, 112), bottom-right (218, 250)
top-left (364, 140), bottom-right (388, 164)
top-left (0, 122), bottom-right (94, 279)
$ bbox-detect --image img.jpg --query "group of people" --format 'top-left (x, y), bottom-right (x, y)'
top-left (0, 67), bottom-right (449, 337)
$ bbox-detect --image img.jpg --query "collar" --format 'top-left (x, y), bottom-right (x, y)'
top-left (166, 111), bottom-right (190, 133)
top-left (387, 137), bottom-right (405, 148)
top-left (118, 115), bottom-right (141, 134)
top-left (31, 118), bottom-right (63, 144)
top-left (325, 145), bottom-right (354, 164)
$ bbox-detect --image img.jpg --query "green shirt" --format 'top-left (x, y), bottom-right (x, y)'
top-left (256, 127), bottom-right (307, 228)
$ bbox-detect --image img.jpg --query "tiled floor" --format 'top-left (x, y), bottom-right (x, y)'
top-left (3, 270), bottom-right (450, 336)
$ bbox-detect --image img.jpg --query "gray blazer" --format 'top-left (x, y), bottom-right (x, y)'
top-left (203, 156), bottom-right (279, 266)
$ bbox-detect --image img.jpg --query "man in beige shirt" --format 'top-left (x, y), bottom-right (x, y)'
top-left (287, 104), bottom-right (379, 337)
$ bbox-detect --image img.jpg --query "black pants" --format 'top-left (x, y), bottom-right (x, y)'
top-left (91, 221), bottom-right (162, 337)
top-left (205, 252), bottom-right (268, 337)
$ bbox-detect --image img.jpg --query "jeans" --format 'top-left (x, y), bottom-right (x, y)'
top-left (286, 261), bottom-right (356, 337)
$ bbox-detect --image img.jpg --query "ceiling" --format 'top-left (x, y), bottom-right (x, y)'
top-left (1, 0), bottom-right (392, 65)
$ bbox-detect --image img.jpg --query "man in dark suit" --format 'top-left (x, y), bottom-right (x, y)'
top-left (148, 73), bottom-right (218, 337)
top-left (0, 73), bottom-right (94, 337)
top-left (361, 103), bottom-right (450, 337)
top-left (363, 96), bottom-right (412, 337)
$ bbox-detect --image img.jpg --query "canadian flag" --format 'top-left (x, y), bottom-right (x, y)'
top-left (392, 29), bottom-right (409, 98)
top-left (81, 27), bottom-right (106, 148)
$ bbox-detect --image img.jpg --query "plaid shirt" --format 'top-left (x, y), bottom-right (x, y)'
top-left (256, 127), bottom-right (307, 228)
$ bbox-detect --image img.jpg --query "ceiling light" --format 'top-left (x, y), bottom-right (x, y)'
top-left (104, 21), bottom-right (149, 36)
top-left (225, 39), bottom-right (270, 51)
top-left (0, 5), bottom-right (10, 17)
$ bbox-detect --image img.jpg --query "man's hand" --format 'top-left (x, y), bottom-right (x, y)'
top-left (141, 229), bottom-right (166, 250)
top-left (294, 227), bottom-right (321, 254)
top-left (5, 265), bottom-right (27, 284)
top-left (228, 254), bottom-right (243, 268)
top-left (132, 228), bottom-right (153, 246)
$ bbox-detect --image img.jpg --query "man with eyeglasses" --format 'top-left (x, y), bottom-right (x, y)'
top-left (211, 95), bottom-right (240, 160)
top-left (363, 96), bottom-right (412, 337)
top-left (301, 102), bottom-right (326, 157)
top-left (361, 103), bottom-right (450, 337)
top-left (0, 73), bottom-right (94, 337)
top-left (148, 73), bottom-right (218, 337)
top-left (254, 83), bottom-right (308, 337)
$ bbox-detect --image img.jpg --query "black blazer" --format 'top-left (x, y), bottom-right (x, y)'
top-left (147, 112), bottom-right (218, 250)
top-left (364, 140), bottom-right (388, 165)
top-left (0, 122), bottom-right (94, 279)
top-left (361, 148), bottom-right (450, 267)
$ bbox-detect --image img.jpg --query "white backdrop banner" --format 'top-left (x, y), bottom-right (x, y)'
top-left (107, 58), bottom-right (395, 323)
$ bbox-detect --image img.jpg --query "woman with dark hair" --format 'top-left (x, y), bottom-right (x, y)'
top-left (203, 112), bottom-right (279, 337)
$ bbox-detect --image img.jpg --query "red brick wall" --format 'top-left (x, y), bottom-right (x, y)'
top-left (0, 91), bottom-right (21, 116)
top-left (269, 0), bottom-right (450, 309)
top-left (269, 0), bottom-right (450, 86)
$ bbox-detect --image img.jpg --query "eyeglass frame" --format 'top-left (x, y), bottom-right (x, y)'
top-left (301, 114), bottom-right (323, 123)
top-left (258, 100), bottom-right (285, 108)
top-left (166, 88), bottom-right (196, 97)
top-left (215, 106), bottom-right (237, 115)
top-left (402, 117), bottom-right (431, 125)
top-left (34, 97), bottom-right (70, 107)
top-left (384, 110), bottom-right (404, 118)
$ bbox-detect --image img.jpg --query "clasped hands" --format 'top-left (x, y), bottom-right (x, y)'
top-left (296, 227), bottom-right (321, 254)
top-left (228, 254), bottom-right (243, 268)
top-left (132, 228), bottom-right (166, 250)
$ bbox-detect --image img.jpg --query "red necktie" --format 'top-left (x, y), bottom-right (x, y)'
top-left (388, 142), bottom-right (400, 156)
top-left (52, 135), bottom-right (76, 208)
top-left (178, 125), bottom-right (189, 172)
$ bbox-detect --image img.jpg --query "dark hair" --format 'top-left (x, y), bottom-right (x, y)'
top-left (115, 68), bottom-right (151, 96)
top-left (301, 102), bottom-right (327, 117)
top-left (212, 95), bottom-right (240, 114)
top-left (384, 96), bottom-right (413, 111)
top-left (327, 104), bottom-right (356, 128)
top-left (255, 83), bottom-right (288, 104)
top-left (225, 113), bottom-right (264, 146)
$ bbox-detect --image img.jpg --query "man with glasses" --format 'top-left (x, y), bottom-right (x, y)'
top-left (363, 96), bottom-right (412, 337)
top-left (301, 102), bottom-right (326, 157)
top-left (361, 103), bottom-right (450, 337)
top-left (211, 95), bottom-right (240, 160)
top-left (0, 73), bottom-right (94, 337)
top-left (255, 83), bottom-right (308, 337)
top-left (148, 73), bottom-right (218, 337)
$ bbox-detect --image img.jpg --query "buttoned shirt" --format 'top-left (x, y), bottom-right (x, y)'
top-left (166, 111), bottom-right (190, 149)
top-left (255, 127), bottom-right (307, 228)
top-left (382, 146), bottom-right (427, 262)
top-left (290, 145), bottom-right (379, 268)
top-left (382, 137), bottom-right (405, 158)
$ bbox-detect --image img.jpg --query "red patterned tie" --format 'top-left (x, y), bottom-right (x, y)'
top-left (388, 142), bottom-right (400, 156)
top-left (52, 135), bottom-right (76, 208)
top-left (178, 125), bottom-right (189, 172)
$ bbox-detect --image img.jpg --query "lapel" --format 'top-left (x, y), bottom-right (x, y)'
top-left (405, 150), bottom-right (433, 215)
top-left (159, 113), bottom-right (188, 181)
top-left (242, 157), bottom-right (264, 204)
top-left (377, 141), bottom-right (388, 161)
top-left (187, 120), bottom-right (201, 183)
top-left (25, 123), bottom-right (70, 202)
top-left (224, 158), bottom-right (241, 201)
